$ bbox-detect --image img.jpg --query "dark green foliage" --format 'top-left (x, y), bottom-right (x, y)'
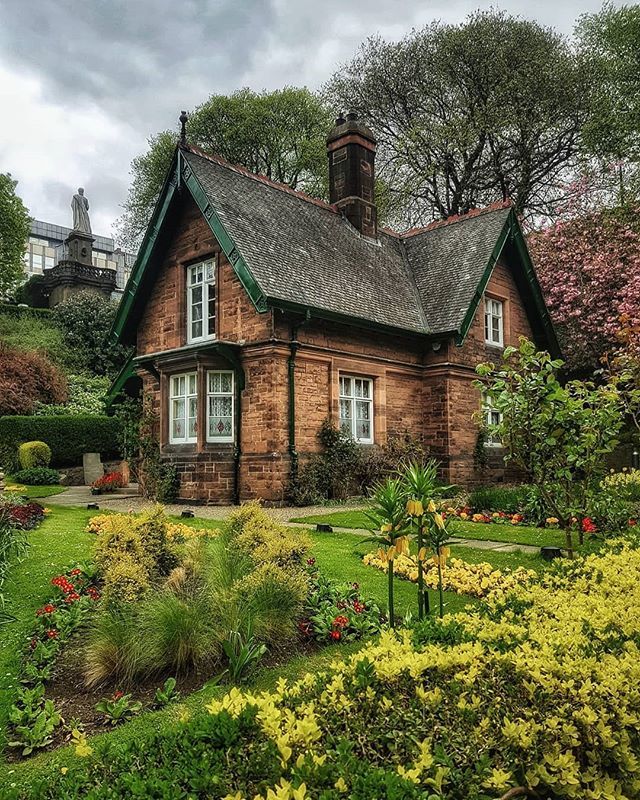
top-left (0, 174), bottom-right (30, 297)
top-left (357, 433), bottom-right (430, 490)
top-left (290, 419), bottom-right (363, 505)
top-left (51, 292), bottom-right (131, 378)
top-left (13, 275), bottom-right (48, 308)
top-left (0, 415), bottom-right (122, 471)
top-left (468, 485), bottom-right (529, 514)
top-left (155, 464), bottom-right (181, 503)
top-left (12, 468), bottom-right (59, 486)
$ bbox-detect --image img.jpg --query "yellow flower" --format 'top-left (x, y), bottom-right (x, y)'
top-left (433, 512), bottom-right (446, 530)
top-left (381, 522), bottom-right (393, 533)
top-left (546, 517), bottom-right (559, 525)
top-left (406, 498), bottom-right (424, 516)
top-left (459, 511), bottom-right (468, 519)
top-left (60, 767), bottom-right (68, 775)
top-left (427, 499), bottom-right (437, 513)
top-left (334, 777), bottom-right (348, 793)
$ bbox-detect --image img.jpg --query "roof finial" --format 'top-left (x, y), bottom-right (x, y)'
top-left (179, 110), bottom-right (188, 148)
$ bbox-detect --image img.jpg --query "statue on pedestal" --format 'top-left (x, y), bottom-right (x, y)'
top-left (71, 187), bottom-right (92, 234)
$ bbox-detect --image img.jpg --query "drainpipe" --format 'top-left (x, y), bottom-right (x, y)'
top-left (288, 310), bottom-right (311, 493)
top-left (233, 373), bottom-right (242, 505)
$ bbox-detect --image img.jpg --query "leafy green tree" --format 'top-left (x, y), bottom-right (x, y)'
top-left (476, 338), bottom-right (622, 556)
top-left (117, 87), bottom-right (333, 247)
top-left (325, 10), bottom-right (587, 227)
top-left (51, 291), bottom-right (131, 378)
top-left (577, 4), bottom-right (640, 204)
top-left (0, 173), bottom-right (31, 297)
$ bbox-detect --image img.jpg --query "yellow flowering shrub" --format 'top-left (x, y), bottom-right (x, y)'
top-left (362, 550), bottom-right (535, 597)
top-left (602, 468), bottom-right (640, 501)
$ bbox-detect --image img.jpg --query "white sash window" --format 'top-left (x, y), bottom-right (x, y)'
top-left (187, 259), bottom-right (216, 343)
top-left (484, 296), bottom-right (504, 346)
top-left (339, 375), bottom-right (373, 444)
top-left (170, 373), bottom-right (197, 444)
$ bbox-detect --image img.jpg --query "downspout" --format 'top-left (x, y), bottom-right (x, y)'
top-left (288, 310), bottom-right (311, 494)
top-left (233, 372), bottom-right (242, 505)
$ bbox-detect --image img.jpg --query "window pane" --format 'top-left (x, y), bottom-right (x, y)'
top-left (205, 261), bottom-right (214, 281)
top-left (191, 320), bottom-right (202, 339)
top-left (208, 372), bottom-right (220, 393)
top-left (356, 400), bottom-right (370, 420)
top-left (339, 398), bottom-right (352, 422)
top-left (339, 377), bottom-right (352, 397)
top-left (219, 372), bottom-right (232, 393)
top-left (356, 419), bottom-right (371, 440)
top-left (188, 374), bottom-right (196, 395)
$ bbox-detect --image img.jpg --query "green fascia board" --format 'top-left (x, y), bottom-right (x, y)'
top-left (105, 353), bottom-right (136, 407)
top-left (455, 209), bottom-right (561, 358)
top-left (266, 297), bottom-right (441, 341)
top-left (179, 152), bottom-right (268, 313)
top-left (111, 151), bottom-right (181, 344)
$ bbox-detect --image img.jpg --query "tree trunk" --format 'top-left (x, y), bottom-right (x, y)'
top-left (565, 526), bottom-right (574, 559)
top-left (388, 560), bottom-right (395, 628)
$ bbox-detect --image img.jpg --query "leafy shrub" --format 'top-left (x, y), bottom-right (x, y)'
top-left (101, 558), bottom-right (151, 608)
top-left (0, 415), bottom-right (122, 472)
top-left (232, 507), bottom-right (311, 570)
top-left (234, 562), bottom-right (308, 640)
top-left (0, 306), bottom-right (71, 367)
top-left (1, 502), bottom-right (45, 531)
top-left (0, 509), bottom-right (28, 622)
top-left (290, 419), bottom-right (363, 505)
top-left (357, 432), bottom-right (430, 491)
top-left (34, 374), bottom-right (110, 416)
top-left (602, 468), bottom-right (640, 502)
top-left (51, 291), bottom-right (131, 378)
top-left (91, 471), bottom-right (124, 494)
top-left (18, 441), bottom-right (52, 469)
top-left (155, 464), bottom-right (180, 503)
top-left (302, 572), bottom-right (383, 644)
top-left (12, 467), bottom-right (59, 486)
top-left (0, 342), bottom-right (67, 416)
top-left (467, 484), bottom-right (529, 514)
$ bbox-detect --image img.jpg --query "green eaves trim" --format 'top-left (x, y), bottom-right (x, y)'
top-left (111, 151), bottom-right (180, 343)
top-left (456, 214), bottom-right (512, 346)
top-left (105, 353), bottom-right (136, 408)
top-left (179, 152), bottom-right (268, 313)
top-left (455, 209), bottom-right (562, 358)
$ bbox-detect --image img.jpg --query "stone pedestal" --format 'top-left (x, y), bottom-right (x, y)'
top-left (83, 453), bottom-right (104, 486)
top-left (41, 230), bottom-right (116, 307)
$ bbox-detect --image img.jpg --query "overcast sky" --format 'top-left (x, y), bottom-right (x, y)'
top-left (0, 0), bottom-right (615, 243)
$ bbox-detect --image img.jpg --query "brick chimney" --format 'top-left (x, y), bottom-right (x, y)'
top-left (327, 112), bottom-right (377, 238)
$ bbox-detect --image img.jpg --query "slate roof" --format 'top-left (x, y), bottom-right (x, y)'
top-left (183, 149), bottom-right (513, 336)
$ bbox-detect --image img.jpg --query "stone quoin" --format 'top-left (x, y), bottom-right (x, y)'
top-left (107, 113), bottom-right (560, 504)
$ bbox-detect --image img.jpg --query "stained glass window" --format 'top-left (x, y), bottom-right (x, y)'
top-left (207, 371), bottom-right (234, 443)
top-left (170, 372), bottom-right (198, 444)
top-left (484, 296), bottom-right (503, 346)
top-left (187, 258), bottom-right (216, 342)
top-left (339, 375), bottom-right (373, 443)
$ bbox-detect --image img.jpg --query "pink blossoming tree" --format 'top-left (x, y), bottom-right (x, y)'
top-left (528, 206), bottom-right (640, 370)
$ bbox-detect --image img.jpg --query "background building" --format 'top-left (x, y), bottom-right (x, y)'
top-left (23, 220), bottom-right (134, 298)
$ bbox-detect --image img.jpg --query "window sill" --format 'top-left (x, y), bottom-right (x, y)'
top-left (484, 342), bottom-right (504, 350)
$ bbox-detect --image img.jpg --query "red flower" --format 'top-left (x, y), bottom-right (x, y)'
top-left (332, 615), bottom-right (349, 629)
top-left (29, 637), bottom-right (38, 650)
top-left (629, 519), bottom-right (637, 527)
top-left (306, 558), bottom-right (316, 566)
top-left (65, 592), bottom-right (81, 604)
top-left (46, 629), bottom-right (58, 639)
top-left (297, 620), bottom-right (312, 637)
top-left (352, 601), bottom-right (365, 614)
top-left (581, 517), bottom-right (597, 534)
top-left (36, 604), bottom-right (57, 616)
top-left (330, 630), bottom-right (341, 641)
top-left (70, 568), bottom-right (82, 576)
top-left (113, 690), bottom-right (124, 700)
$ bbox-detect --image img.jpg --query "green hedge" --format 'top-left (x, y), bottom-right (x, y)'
top-left (0, 415), bottom-right (122, 470)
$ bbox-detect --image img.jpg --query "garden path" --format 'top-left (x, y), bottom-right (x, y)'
top-left (48, 486), bottom-right (540, 554)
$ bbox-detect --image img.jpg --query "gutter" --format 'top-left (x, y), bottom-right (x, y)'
top-left (287, 310), bottom-right (312, 493)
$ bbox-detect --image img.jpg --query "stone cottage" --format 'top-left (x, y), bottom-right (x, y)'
top-left (110, 113), bottom-right (560, 503)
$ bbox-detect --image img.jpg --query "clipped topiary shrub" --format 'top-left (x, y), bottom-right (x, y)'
top-left (0, 415), bottom-right (122, 472)
top-left (18, 441), bottom-right (52, 469)
top-left (12, 467), bottom-right (59, 486)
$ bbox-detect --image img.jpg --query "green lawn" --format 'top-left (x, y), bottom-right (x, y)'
top-left (292, 509), bottom-right (569, 549)
top-left (5, 482), bottom-right (68, 499)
